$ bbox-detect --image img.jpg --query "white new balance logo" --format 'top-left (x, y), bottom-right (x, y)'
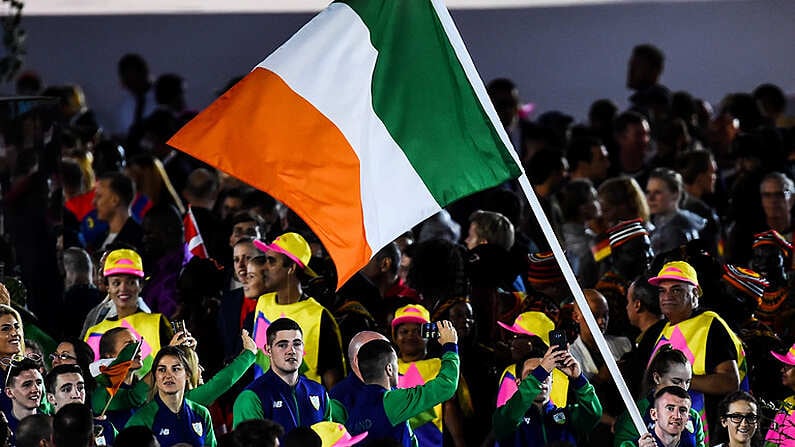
top-left (159, 429), bottom-right (170, 436)
top-left (273, 401), bottom-right (283, 408)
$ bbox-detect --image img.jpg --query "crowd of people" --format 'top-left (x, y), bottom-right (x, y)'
top-left (0, 41), bottom-right (793, 447)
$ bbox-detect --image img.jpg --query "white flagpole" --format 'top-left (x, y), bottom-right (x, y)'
top-left (431, 0), bottom-right (646, 434)
top-left (516, 173), bottom-right (648, 436)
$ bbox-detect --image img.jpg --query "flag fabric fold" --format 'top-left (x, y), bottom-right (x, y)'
top-left (184, 205), bottom-right (209, 260)
top-left (168, 0), bottom-right (522, 287)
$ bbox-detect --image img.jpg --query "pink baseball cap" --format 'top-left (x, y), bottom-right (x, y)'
top-left (771, 344), bottom-right (795, 366)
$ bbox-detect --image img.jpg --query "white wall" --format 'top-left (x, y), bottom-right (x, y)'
top-left (18, 0), bottom-right (795, 129)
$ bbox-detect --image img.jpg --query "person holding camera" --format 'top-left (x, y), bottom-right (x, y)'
top-left (492, 342), bottom-right (602, 446)
top-left (389, 304), bottom-right (465, 447)
top-left (346, 319), bottom-right (460, 447)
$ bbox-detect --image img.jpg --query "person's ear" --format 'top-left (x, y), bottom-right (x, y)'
top-left (652, 372), bottom-right (661, 385)
top-left (289, 265), bottom-right (296, 275)
top-left (46, 393), bottom-right (56, 406)
top-left (4, 387), bottom-right (12, 400)
top-left (721, 417), bottom-right (728, 428)
top-left (385, 362), bottom-right (394, 378)
top-left (649, 407), bottom-right (658, 422)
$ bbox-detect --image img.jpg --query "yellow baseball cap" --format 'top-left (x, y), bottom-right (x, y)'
top-left (648, 261), bottom-right (699, 287)
top-left (497, 311), bottom-right (555, 345)
top-left (103, 249), bottom-right (144, 278)
top-left (253, 232), bottom-right (317, 277)
top-left (311, 421), bottom-right (368, 447)
top-left (391, 304), bottom-right (431, 327)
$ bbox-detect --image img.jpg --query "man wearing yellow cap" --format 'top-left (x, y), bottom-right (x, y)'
top-left (648, 260), bottom-right (747, 442)
top-left (251, 232), bottom-right (344, 389)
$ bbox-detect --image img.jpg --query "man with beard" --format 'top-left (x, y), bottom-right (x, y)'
top-left (648, 261), bottom-right (746, 442)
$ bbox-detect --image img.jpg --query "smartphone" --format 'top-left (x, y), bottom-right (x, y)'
top-left (548, 329), bottom-right (567, 352)
top-left (171, 320), bottom-right (186, 335)
top-left (421, 322), bottom-right (439, 339)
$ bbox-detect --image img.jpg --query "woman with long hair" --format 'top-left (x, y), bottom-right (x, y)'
top-left (714, 391), bottom-right (759, 447)
top-left (83, 248), bottom-right (173, 378)
top-left (614, 345), bottom-right (706, 447)
top-left (125, 346), bottom-right (216, 447)
top-left (0, 305), bottom-right (27, 415)
top-left (597, 176), bottom-right (650, 229)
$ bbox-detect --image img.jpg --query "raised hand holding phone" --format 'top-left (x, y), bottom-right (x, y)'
top-left (437, 320), bottom-right (458, 345)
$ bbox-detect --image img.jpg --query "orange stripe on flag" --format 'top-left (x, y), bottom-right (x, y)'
top-left (168, 68), bottom-right (371, 285)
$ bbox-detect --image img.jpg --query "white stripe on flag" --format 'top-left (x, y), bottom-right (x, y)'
top-left (257, 2), bottom-right (441, 254)
top-left (187, 236), bottom-right (203, 251)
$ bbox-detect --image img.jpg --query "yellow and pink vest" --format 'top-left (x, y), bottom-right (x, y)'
top-left (651, 311), bottom-right (748, 444)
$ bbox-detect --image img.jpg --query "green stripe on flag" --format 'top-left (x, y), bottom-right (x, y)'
top-left (340, 0), bottom-right (521, 205)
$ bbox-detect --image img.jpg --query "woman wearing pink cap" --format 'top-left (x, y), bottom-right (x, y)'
top-left (765, 345), bottom-right (795, 446)
top-left (391, 304), bottom-right (465, 447)
top-left (83, 248), bottom-right (177, 377)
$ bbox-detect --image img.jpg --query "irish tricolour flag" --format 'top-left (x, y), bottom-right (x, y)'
top-left (168, 0), bottom-right (523, 286)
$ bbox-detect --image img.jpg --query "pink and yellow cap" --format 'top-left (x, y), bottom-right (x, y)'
top-left (497, 311), bottom-right (555, 345)
top-left (103, 249), bottom-right (144, 278)
top-left (648, 261), bottom-right (699, 288)
top-left (771, 343), bottom-right (795, 366)
top-left (253, 232), bottom-right (317, 277)
top-left (311, 421), bottom-right (368, 447)
top-left (391, 304), bottom-right (431, 327)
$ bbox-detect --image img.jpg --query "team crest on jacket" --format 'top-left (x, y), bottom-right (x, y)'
top-left (192, 422), bottom-right (203, 437)
top-left (310, 395), bottom-right (320, 410)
